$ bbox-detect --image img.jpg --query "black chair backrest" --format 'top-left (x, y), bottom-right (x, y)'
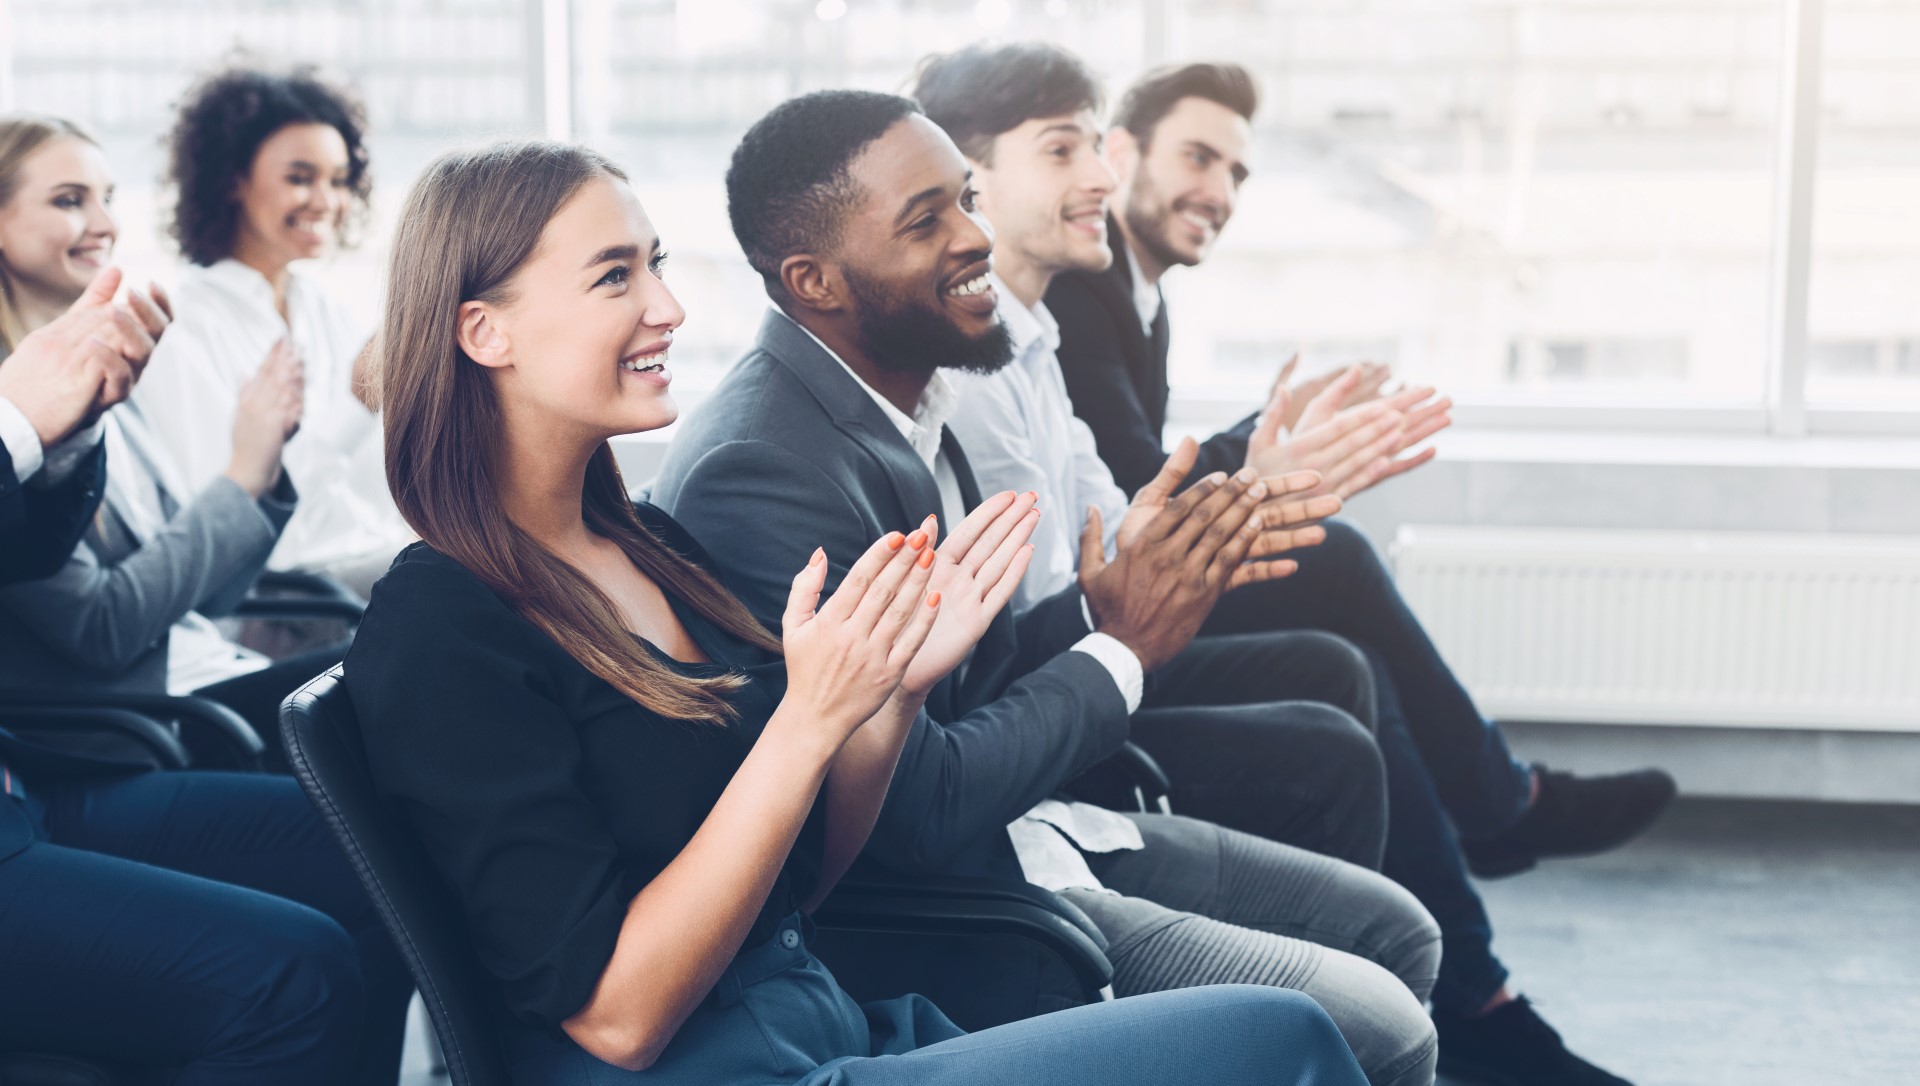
top-left (280, 666), bottom-right (513, 1086)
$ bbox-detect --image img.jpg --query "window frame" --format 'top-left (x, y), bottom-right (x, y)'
top-left (2, 0), bottom-right (1905, 438)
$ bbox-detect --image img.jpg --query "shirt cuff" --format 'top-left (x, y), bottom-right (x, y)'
top-left (39, 416), bottom-right (105, 485)
top-left (1071, 632), bottom-right (1143, 714)
top-left (0, 396), bottom-right (45, 482)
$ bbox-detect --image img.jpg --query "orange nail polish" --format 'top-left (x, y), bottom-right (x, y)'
top-left (885, 532), bottom-right (904, 550)
top-left (918, 547), bottom-right (935, 568)
top-left (927, 592), bottom-right (941, 607)
top-left (907, 531), bottom-right (928, 549)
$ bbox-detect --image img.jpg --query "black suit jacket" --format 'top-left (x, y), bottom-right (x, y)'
top-left (1, 433), bottom-right (107, 585)
top-left (652, 309), bottom-right (1131, 881)
top-left (2, 435), bottom-right (138, 863)
top-left (1047, 218), bottom-right (1257, 497)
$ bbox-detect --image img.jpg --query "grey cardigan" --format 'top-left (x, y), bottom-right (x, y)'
top-left (0, 405), bottom-right (296, 695)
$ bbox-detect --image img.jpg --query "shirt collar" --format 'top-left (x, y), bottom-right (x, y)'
top-left (773, 306), bottom-right (955, 468)
top-left (1123, 240), bottom-right (1163, 336)
top-left (992, 273), bottom-right (1061, 365)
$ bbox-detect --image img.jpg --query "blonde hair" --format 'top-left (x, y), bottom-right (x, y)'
top-left (380, 140), bottom-right (782, 722)
top-left (0, 115), bottom-right (96, 352)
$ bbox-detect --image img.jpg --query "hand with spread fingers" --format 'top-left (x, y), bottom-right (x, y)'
top-left (1244, 368), bottom-right (1406, 500)
top-left (1260, 360), bottom-right (1450, 498)
top-left (900, 491), bottom-right (1041, 697)
top-left (0, 267), bottom-right (173, 446)
top-left (774, 526), bottom-right (942, 756)
top-left (1079, 440), bottom-right (1285, 672)
top-left (1276, 357), bottom-right (1393, 432)
top-left (1240, 467), bottom-right (1343, 574)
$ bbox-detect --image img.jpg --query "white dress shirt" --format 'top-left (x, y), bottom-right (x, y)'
top-left (0, 395), bottom-right (44, 482)
top-left (945, 279), bottom-right (1130, 615)
top-left (1127, 242), bottom-right (1164, 335)
top-left (0, 396), bottom-right (104, 487)
top-left (130, 259), bottom-right (410, 576)
top-left (777, 307), bottom-right (1145, 892)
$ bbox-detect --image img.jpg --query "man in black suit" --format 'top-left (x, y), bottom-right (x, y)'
top-left (1042, 59), bottom-right (1673, 1086)
top-left (656, 89), bottom-right (1450, 1084)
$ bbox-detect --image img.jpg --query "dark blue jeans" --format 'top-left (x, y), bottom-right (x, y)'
top-left (0, 769), bottom-right (410, 1084)
top-left (1202, 518), bottom-right (1529, 1014)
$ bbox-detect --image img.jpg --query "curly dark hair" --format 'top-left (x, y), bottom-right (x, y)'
top-left (911, 42), bottom-right (1103, 164)
top-left (725, 90), bottom-right (921, 303)
top-left (165, 62), bottom-right (372, 266)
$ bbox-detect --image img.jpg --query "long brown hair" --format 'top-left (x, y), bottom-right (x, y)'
top-left (380, 140), bottom-right (781, 723)
top-left (0, 115), bottom-right (97, 352)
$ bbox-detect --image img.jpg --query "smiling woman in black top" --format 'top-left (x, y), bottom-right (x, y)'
top-left (346, 138), bottom-right (1367, 1086)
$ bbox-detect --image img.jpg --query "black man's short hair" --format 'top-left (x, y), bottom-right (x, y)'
top-left (725, 90), bottom-right (922, 302)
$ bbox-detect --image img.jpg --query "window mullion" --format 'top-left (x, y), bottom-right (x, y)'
top-left (1764, 0), bottom-right (1827, 438)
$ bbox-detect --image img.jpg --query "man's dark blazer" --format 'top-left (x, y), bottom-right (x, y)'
top-left (1046, 217), bottom-right (1257, 497)
top-left (1, 433), bottom-right (107, 585)
top-left (652, 309), bottom-right (1131, 881)
top-left (2, 434), bottom-right (140, 863)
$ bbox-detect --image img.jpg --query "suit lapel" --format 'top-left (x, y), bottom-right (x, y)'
top-left (756, 310), bottom-right (945, 527)
top-left (1102, 218), bottom-right (1171, 436)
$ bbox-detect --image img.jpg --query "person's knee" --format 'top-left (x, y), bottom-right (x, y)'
top-left (1373, 880), bottom-right (1443, 1007)
top-left (1308, 954), bottom-right (1439, 1086)
top-left (248, 909), bottom-right (367, 1050)
top-left (1287, 631), bottom-right (1377, 731)
top-left (1295, 703), bottom-right (1385, 794)
top-left (1206, 985), bottom-right (1356, 1059)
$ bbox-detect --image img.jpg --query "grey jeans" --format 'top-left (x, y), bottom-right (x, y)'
top-left (1063, 813), bottom-right (1441, 1086)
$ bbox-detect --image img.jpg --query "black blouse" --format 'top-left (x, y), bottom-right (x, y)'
top-left (344, 504), bottom-right (820, 1026)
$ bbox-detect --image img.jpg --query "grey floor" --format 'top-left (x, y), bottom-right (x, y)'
top-left (401, 798), bottom-right (1920, 1085)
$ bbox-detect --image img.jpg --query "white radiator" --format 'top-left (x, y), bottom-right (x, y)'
top-left (1388, 526), bottom-right (1920, 733)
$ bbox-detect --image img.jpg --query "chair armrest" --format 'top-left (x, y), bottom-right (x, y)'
top-left (0, 705), bottom-right (192, 769)
top-left (255, 569), bottom-right (366, 606)
top-left (0, 690), bottom-right (264, 770)
top-left (817, 876), bottom-right (1113, 1001)
top-left (233, 596), bottom-right (368, 624)
top-left (1112, 741), bottom-right (1173, 813)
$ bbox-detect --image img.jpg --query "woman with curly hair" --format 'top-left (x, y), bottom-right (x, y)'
top-left (133, 61), bottom-right (410, 596)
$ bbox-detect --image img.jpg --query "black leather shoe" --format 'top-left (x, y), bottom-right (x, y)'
top-left (1435, 996), bottom-right (1633, 1086)
top-left (1462, 764), bottom-right (1676, 878)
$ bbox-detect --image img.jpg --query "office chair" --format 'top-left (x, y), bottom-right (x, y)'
top-left (281, 666), bottom-right (1117, 1084)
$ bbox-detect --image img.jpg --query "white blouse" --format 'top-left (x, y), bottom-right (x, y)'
top-left (131, 259), bottom-right (409, 575)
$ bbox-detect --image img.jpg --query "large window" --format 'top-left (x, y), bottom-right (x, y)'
top-left (1805, 0), bottom-right (1920, 420)
top-left (2, 0), bottom-right (1909, 433)
top-left (3, 0), bottom-right (547, 328)
top-left (1166, 1), bottom-right (1786, 414)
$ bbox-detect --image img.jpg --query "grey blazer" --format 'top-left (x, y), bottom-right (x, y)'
top-left (652, 309), bottom-right (1130, 882)
top-left (0, 406), bottom-right (296, 695)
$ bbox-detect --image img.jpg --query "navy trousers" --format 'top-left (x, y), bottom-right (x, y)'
top-left (0, 769), bottom-right (410, 1084)
top-left (1202, 518), bottom-right (1531, 1014)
